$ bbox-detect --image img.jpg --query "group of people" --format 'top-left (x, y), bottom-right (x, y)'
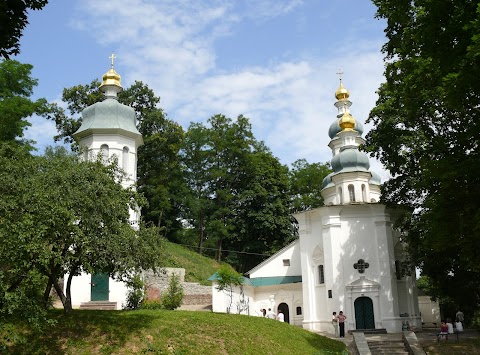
top-left (331, 311), bottom-right (347, 337)
top-left (260, 308), bottom-right (284, 322)
top-left (438, 310), bottom-right (465, 341)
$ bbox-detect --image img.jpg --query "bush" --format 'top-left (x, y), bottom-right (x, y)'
top-left (123, 274), bottom-right (144, 310)
top-left (470, 309), bottom-right (480, 330)
top-left (141, 299), bottom-right (163, 310)
top-left (161, 273), bottom-right (184, 310)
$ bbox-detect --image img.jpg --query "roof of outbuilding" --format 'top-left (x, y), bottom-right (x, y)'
top-left (208, 273), bottom-right (302, 287)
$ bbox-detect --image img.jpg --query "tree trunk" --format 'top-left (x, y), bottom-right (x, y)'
top-left (51, 276), bottom-right (70, 313)
top-left (42, 278), bottom-right (53, 309)
top-left (215, 237), bottom-right (223, 262)
top-left (197, 216), bottom-right (204, 255)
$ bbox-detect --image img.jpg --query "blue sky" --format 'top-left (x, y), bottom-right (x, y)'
top-left (17, 0), bottom-right (388, 178)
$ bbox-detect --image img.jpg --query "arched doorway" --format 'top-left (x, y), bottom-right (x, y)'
top-left (277, 303), bottom-right (290, 324)
top-left (354, 296), bottom-right (375, 329)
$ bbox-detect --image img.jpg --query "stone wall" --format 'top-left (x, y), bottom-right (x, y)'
top-left (143, 268), bottom-right (211, 305)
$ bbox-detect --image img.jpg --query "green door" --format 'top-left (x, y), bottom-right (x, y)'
top-left (354, 297), bottom-right (375, 329)
top-left (91, 273), bottom-right (109, 301)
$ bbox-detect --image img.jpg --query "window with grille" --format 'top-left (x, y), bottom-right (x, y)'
top-left (318, 265), bottom-right (325, 284)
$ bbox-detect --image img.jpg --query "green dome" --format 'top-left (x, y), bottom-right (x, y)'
top-left (74, 98), bottom-right (141, 139)
top-left (331, 148), bottom-right (370, 173)
top-left (370, 171), bottom-right (382, 185)
top-left (321, 172), bottom-right (335, 189)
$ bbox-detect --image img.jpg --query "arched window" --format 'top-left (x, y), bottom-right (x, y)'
top-left (338, 187), bottom-right (343, 204)
top-left (318, 265), bottom-right (325, 284)
top-left (100, 144), bottom-right (109, 161)
top-left (362, 184), bottom-right (366, 202)
top-left (348, 184), bottom-right (355, 202)
top-left (122, 146), bottom-right (129, 171)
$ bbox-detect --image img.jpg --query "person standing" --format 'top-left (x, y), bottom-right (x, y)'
top-left (338, 311), bottom-right (347, 337)
top-left (456, 310), bottom-right (464, 328)
top-left (332, 312), bottom-right (339, 337)
top-left (266, 308), bottom-right (276, 319)
top-left (277, 310), bottom-right (285, 322)
top-left (446, 318), bottom-right (454, 335)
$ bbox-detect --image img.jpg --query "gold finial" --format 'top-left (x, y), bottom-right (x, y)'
top-left (339, 111), bottom-right (356, 131)
top-left (335, 69), bottom-right (350, 100)
top-left (109, 53), bottom-right (117, 69)
top-left (100, 53), bottom-right (122, 90)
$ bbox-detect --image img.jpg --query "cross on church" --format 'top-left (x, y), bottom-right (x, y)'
top-left (109, 53), bottom-right (117, 68)
top-left (336, 68), bottom-right (344, 82)
top-left (354, 259), bottom-right (369, 274)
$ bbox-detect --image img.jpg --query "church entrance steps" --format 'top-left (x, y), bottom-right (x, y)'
top-left (350, 328), bottom-right (387, 335)
top-left (79, 301), bottom-right (117, 310)
top-left (365, 333), bottom-right (410, 355)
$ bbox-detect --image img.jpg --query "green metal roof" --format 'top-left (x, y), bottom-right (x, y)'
top-left (208, 273), bottom-right (302, 287)
top-left (73, 98), bottom-right (141, 140)
top-left (247, 276), bottom-right (302, 286)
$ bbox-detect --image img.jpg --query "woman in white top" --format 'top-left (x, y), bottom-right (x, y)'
top-left (446, 318), bottom-right (454, 334)
top-left (332, 312), bottom-right (339, 337)
top-left (455, 319), bottom-right (463, 332)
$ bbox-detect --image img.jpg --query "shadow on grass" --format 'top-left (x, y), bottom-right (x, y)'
top-left (8, 310), bottom-right (158, 354)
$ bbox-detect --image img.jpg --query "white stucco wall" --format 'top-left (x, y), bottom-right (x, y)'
top-left (248, 240), bottom-right (301, 278)
top-left (211, 281), bottom-right (304, 326)
top-left (418, 295), bottom-right (440, 326)
top-left (295, 204), bottom-right (420, 334)
top-left (66, 272), bottom-right (128, 310)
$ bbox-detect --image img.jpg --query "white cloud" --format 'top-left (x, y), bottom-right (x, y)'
top-left (72, 0), bottom-right (389, 179)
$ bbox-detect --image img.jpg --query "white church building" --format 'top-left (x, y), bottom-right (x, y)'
top-left (210, 80), bottom-right (421, 334)
top-left (65, 59), bottom-right (143, 309)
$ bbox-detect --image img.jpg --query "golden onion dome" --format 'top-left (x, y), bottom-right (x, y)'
top-left (335, 82), bottom-right (349, 100)
top-left (339, 111), bottom-right (356, 131)
top-left (100, 68), bottom-right (122, 89)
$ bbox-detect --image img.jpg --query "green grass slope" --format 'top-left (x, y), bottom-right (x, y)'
top-left (8, 310), bottom-right (347, 354)
top-left (162, 241), bottom-right (225, 285)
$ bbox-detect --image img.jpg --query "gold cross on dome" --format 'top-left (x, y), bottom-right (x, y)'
top-left (336, 68), bottom-right (344, 82)
top-left (109, 53), bottom-right (117, 68)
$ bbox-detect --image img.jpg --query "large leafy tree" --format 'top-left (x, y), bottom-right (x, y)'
top-left (137, 108), bottom-right (185, 236)
top-left (50, 80), bottom-right (185, 239)
top-left (367, 0), bottom-right (480, 314)
top-left (0, 60), bottom-right (49, 149)
top-left (0, 146), bottom-right (164, 313)
top-left (289, 158), bottom-right (331, 213)
top-left (182, 115), bottom-right (294, 271)
top-left (0, 0), bottom-right (48, 59)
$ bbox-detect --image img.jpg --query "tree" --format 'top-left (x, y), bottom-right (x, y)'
top-left (0, 0), bottom-right (48, 59)
top-left (181, 115), bottom-right (295, 271)
top-left (215, 264), bottom-right (243, 314)
top-left (0, 60), bottom-right (50, 149)
top-left (367, 0), bottom-right (480, 315)
top-left (161, 273), bottom-right (184, 310)
top-left (230, 149), bottom-right (295, 272)
top-left (180, 122), bottom-right (214, 254)
top-left (289, 158), bottom-right (331, 213)
top-left (0, 146), bottom-right (164, 313)
top-left (137, 108), bottom-right (185, 238)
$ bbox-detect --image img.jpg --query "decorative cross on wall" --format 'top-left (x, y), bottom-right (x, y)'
top-left (354, 259), bottom-right (369, 274)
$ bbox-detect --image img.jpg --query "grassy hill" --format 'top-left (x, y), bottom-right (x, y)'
top-left (6, 309), bottom-right (348, 354)
top-left (161, 241), bottom-right (227, 285)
